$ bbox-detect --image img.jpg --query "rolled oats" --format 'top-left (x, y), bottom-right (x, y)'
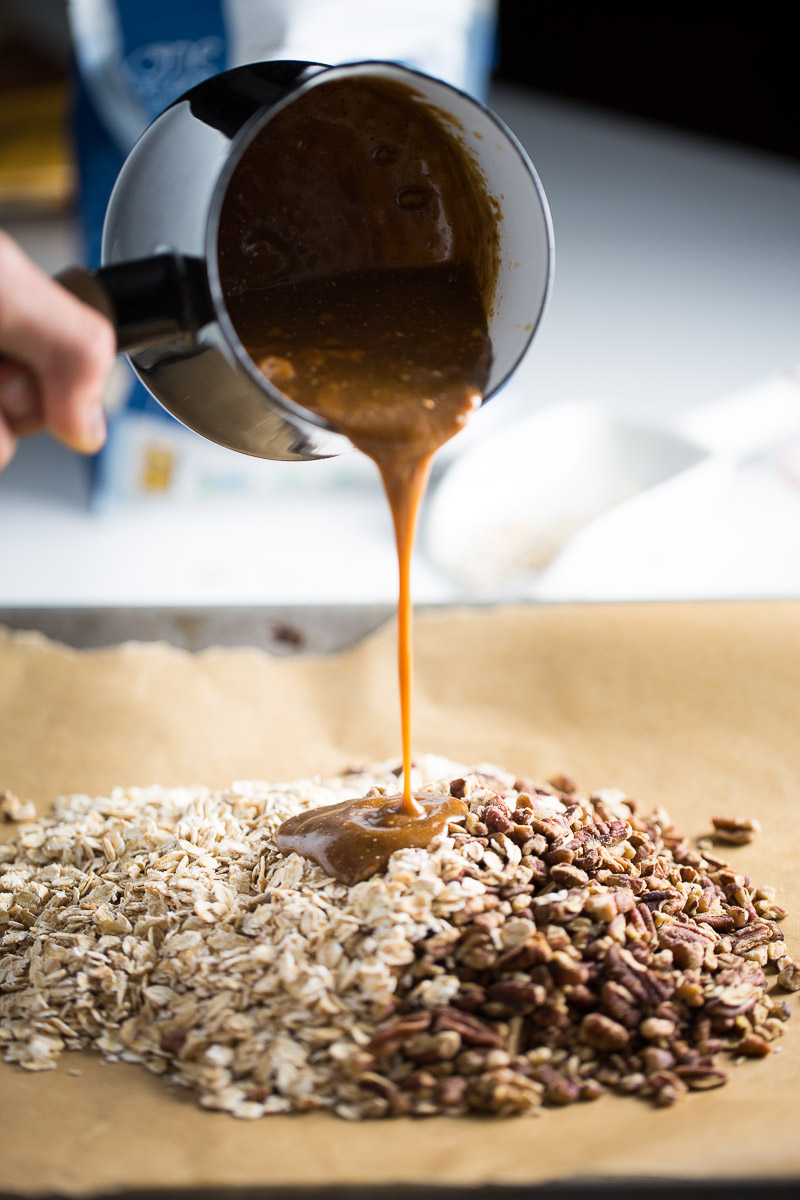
top-left (0, 790), bottom-right (36, 823)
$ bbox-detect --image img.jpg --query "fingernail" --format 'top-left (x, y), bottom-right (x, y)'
top-left (78, 405), bottom-right (107, 454)
top-left (0, 375), bottom-right (35, 421)
top-left (0, 427), bottom-right (15, 470)
top-left (88, 404), bottom-right (107, 451)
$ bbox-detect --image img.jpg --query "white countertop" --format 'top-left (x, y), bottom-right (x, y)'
top-left (3, 83), bottom-right (800, 607)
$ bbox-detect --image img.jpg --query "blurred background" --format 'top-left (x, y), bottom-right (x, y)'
top-left (2, 2), bottom-right (800, 613)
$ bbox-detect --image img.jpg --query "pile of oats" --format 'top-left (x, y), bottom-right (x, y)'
top-left (0, 757), bottom-right (796, 1119)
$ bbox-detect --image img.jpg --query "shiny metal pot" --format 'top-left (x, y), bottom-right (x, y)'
top-left (62, 60), bottom-right (554, 461)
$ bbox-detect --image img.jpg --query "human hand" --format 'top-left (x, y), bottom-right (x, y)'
top-left (0, 231), bottom-right (116, 470)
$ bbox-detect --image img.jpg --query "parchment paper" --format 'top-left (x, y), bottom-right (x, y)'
top-left (1, 602), bottom-right (799, 1195)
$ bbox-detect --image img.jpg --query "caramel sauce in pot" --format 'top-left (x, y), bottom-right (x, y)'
top-left (217, 74), bottom-right (497, 881)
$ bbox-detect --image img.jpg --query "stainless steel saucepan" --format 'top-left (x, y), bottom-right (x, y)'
top-left (58, 59), bottom-right (554, 461)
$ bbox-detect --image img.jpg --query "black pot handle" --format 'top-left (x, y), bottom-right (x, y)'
top-left (56, 254), bottom-right (215, 355)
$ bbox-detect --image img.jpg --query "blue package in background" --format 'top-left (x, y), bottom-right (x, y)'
top-left (68, 0), bottom-right (498, 509)
top-left (70, 0), bottom-right (228, 506)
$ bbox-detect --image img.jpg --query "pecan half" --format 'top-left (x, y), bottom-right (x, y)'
top-left (580, 1012), bottom-right (630, 1051)
top-left (650, 1070), bottom-right (688, 1106)
top-left (711, 816), bottom-right (761, 845)
top-left (529, 1065), bottom-right (582, 1105)
top-left (484, 805), bottom-right (515, 835)
top-left (404, 1030), bottom-right (461, 1063)
top-left (434, 1008), bottom-right (503, 1047)
top-left (366, 1012), bottom-right (432, 1058)
top-left (574, 819), bottom-right (630, 846)
top-left (601, 980), bottom-right (642, 1028)
top-left (548, 773), bottom-right (579, 795)
top-left (485, 980), bottom-right (546, 1012)
top-left (604, 944), bottom-right (674, 1006)
top-left (735, 1033), bottom-right (771, 1057)
top-left (729, 922), bottom-right (773, 952)
top-left (674, 1065), bottom-right (728, 1090)
top-left (777, 960), bottom-right (800, 992)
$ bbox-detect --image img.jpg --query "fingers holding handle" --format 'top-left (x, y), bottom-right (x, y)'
top-left (0, 231), bottom-right (116, 469)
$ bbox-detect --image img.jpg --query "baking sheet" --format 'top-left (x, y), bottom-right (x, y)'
top-left (0, 602), bottom-right (799, 1196)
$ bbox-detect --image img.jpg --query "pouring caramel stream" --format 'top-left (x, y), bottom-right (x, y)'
top-left (218, 75), bottom-right (496, 877)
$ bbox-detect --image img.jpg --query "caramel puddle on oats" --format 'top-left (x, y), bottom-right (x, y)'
top-left (218, 75), bottom-right (496, 879)
top-left (276, 790), bottom-right (468, 886)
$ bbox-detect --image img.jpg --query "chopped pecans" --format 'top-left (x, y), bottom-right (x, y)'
top-left (0, 757), bottom-right (795, 1120)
